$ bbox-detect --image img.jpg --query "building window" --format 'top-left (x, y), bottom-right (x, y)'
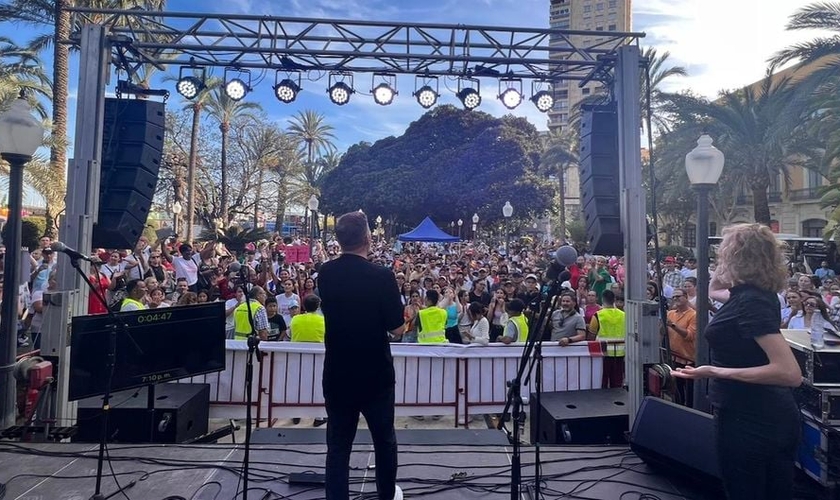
top-left (557, 89), bottom-right (569, 99)
top-left (596, 2), bottom-right (605, 11)
top-left (559, 113), bottom-right (569, 122)
top-left (584, 4), bottom-right (591, 12)
top-left (808, 168), bottom-right (823, 188)
top-left (582, 88), bottom-right (590, 95)
top-left (802, 219), bottom-right (827, 238)
top-left (608, 24), bottom-right (617, 31)
top-left (683, 224), bottom-right (697, 248)
top-left (609, 0), bottom-right (617, 7)
top-left (709, 222), bottom-right (717, 237)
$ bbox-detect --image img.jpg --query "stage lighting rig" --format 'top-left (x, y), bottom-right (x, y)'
top-left (224, 67), bottom-right (251, 101)
top-left (176, 63), bottom-right (206, 100)
top-left (372, 73), bottom-right (397, 106)
top-left (274, 71), bottom-right (301, 103)
top-left (413, 75), bottom-right (439, 109)
top-left (456, 77), bottom-right (481, 110)
top-left (530, 80), bottom-right (554, 113)
top-left (328, 72), bottom-right (354, 106)
top-left (498, 78), bottom-right (523, 110)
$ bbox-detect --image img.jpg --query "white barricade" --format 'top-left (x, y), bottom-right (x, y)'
top-left (180, 340), bottom-right (613, 427)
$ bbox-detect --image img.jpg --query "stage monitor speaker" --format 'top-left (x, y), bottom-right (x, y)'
top-left (630, 397), bottom-right (722, 493)
top-left (75, 383), bottom-right (209, 444)
top-left (93, 98), bottom-right (164, 250)
top-left (579, 103), bottom-right (622, 256)
top-left (530, 388), bottom-right (629, 445)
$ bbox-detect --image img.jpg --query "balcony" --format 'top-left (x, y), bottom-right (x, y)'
top-left (789, 187), bottom-right (821, 202)
top-left (734, 191), bottom-right (783, 205)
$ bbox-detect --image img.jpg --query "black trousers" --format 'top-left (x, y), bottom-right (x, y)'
top-left (714, 402), bottom-right (800, 500)
top-left (325, 387), bottom-right (398, 500)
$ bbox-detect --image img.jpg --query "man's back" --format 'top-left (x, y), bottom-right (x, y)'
top-left (318, 254), bottom-right (403, 400)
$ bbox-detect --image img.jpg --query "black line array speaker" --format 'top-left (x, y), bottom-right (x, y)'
top-left (530, 388), bottom-right (629, 445)
top-left (630, 397), bottom-right (723, 493)
top-left (93, 98), bottom-right (164, 250)
top-left (579, 103), bottom-right (622, 256)
top-left (75, 383), bottom-right (210, 444)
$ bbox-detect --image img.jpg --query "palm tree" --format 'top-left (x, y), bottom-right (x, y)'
top-left (0, 36), bottom-right (51, 114)
top-left (204, 86), bottom-right (260, 223)
top-left (772, 2), bottom-right (840, 71)
top-left (286, 110), bottom-right (336, 227)
top-left (668, 72), bottom-right (818, 224)
top-left (0, 0), bottom-right (167, 236)
top-left (540, 128), bottom-right (578, 240)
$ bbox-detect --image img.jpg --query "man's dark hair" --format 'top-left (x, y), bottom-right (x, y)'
top-left (303, 294), bottom-right (321, 312)
top-left (506, 298), bottom-right (525, 314)
top-left (685, 276), bottom-right (697, 286)
top-left (425, 289), bottom-right (440, 305)
top-left (335, 211), bottom-right (369, 252)
top-left (178, 244), bottom-right (192, 254)
top-left (265, 296), bottom-right (277, 306)
top-left (602, 289), bottom-right (616, 305)
top-left (125, 279), bottom-right (143, 295)
top-left (176, 277), bottom-right (188, 283)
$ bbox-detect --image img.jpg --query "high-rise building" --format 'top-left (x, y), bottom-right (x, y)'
top-left (548, 0), bottom-right (632, 129)
top-left (547, 0), bottom-right (631, 237)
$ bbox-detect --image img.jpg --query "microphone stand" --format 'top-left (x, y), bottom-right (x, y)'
top-left (498, 275), bottom-right (564, 500)
top-left (66, 258), bottom-right (137, 500)
top-left (238, 268), bottom-right (262, 500)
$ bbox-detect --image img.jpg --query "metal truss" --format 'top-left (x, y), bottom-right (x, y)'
top-left (64, 7), bottom-right (645, 84)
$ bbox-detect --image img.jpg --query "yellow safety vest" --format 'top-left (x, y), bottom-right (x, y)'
top-left (234, 301), bottom-right (265, 340)
top-left (417, 307), bottom-right (448, 343)
top-left (120, 297), bottom-right (146, 311)
top-left (595, 307), bottom-right (625, 357)
top-left (290, 313), bottom-right (325, 343)
top-left (508, 314), bottom-right (529, 342)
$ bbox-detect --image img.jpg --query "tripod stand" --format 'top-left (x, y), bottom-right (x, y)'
top-left (498, 277), bottom-right (564, 500)
top-left (235, 274), bottom-right (263, 500)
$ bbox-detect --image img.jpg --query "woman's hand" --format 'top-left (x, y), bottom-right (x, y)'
top-left (672, 365), bottom-right (717, 380)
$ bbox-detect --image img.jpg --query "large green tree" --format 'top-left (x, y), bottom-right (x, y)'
top-left (0, 36), bottom-right (50, 114)
top-left (321, 105), bottom-right (554, 227)
top-left (540, 127), bottom-right (577, 240)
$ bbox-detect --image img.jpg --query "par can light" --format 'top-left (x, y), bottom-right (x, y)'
top-left (414, 85), bottom-right (438, 109)
top-left (499, 88), bottom-right (523, 110)
top-left (328, 81), bottom-right (354, 106)
top-left (531, 90), bottom-right (555, 113)
top-left (224, 78), bottom-right (249, 101)
top-left (373, 82), bottom-right (396, 105)
top-left (274, 78), bottom-right (300, 103)
top-left (176, 76), bottom-right (204, 100)
top-left (457, 87), bottom-right (481, 110)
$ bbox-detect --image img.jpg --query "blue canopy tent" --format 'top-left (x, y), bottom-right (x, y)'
top-left (397, 217), bottom-right (460, 242)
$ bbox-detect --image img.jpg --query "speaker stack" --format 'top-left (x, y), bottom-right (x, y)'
top-left (530, 388), bottom-right (629, 445)
top-left (92, 98), bottom-right (165, 250)
top-left (579, 103), bottom-right (622, 256)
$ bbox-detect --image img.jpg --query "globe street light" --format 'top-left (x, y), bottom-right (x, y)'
top-left (0, 92), bottom-right (44, 430)
top-left (172, 200), bottom-right (182, 235)
top-left (685, 134), bottom-right (724, 413)
top-left (472, 213), bottom-right (479, 240)
top-left (457, 219), bottom-right (463, 239)
top-left (308, 195), bottom-right (319, 261)
top-left (502, 201), bottom-right (513, 256)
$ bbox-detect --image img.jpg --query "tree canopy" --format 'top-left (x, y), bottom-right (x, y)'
top-left (321, 105), bottom-right (555, 228)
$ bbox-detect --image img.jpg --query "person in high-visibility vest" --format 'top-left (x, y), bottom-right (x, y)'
top-left (499, 299), bottom-right (528, 344)
top-left (233, 286), bottom-right (269, 340)
top-left (291, 295), bottom-right (325, 343)
top-left (120, 279), bottom-right (148, 311)
top-left (416, 290), bottom-right (448, 344)
top-left (589, 289), bottom-right (626, 388)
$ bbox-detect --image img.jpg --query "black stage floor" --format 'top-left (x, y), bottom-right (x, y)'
top-left (0, 437), bottom-right (719, 500)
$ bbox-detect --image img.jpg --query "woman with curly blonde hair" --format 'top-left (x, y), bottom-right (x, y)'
top-left (674, 223), bottom-right (802, 500)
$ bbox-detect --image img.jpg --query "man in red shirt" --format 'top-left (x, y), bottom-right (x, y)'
top-left (88, 268), bottom-right (110, 315)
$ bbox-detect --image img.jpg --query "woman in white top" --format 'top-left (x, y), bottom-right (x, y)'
top-left (466, 301), bottom-right (490, 346)
top-left (276, 278), bottom-right (300, 326)
top-left (788, 295), bottom-right (838, 332)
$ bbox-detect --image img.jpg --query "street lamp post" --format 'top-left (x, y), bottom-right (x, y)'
top-left (502, 201), bottom-right (513, 256)
top-left (172, 200), bottom-right (182, 235)
top-left (308, 195), bottom-right (319, 262)
top-left (0, 92), bottom-right (44, 430)
top-left (450, 221), bottom-right (455, 236)
top-left (472, 213), bottom-right (479, 240)
top-left (685, 134), bottom-right (724, 413)
top-left (457, 219), bottom-right (463, 239)
top-left (375, 215), bottom-right (383, 242)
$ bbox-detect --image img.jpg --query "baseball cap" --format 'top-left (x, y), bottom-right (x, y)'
top-left (525, 273), bottom-right (539, 282)
top-left (663, 256), bottom-right (676, 263)
top-left (288, 299), bottom-right (300, 309)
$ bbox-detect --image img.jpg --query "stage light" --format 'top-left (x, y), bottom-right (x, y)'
top-left (177, 76), bottom-right (203, 100)
top-left (499, 88), bottom-right (523, 109)
top-left (176, 63), bottom-right (206, 100)
top-left (373, 82), bottom-right (396, 106)
top-left (457, 88), bottom-right (481, 110)
top-left (530, 80), bottom-right (555, 113)
top-left (328, 82), bottom-right (353, 105)
top-left (274, 78), bottom-right (300, 103)
top-left (224, 67), bottom-right (251, 102)
top-left (414, 85), bottom-right (438, 108)
top-left (498, 78), bottom-right (523, 110)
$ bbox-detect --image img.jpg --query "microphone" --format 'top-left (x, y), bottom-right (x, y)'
top-left (51, 241), bottom-right (96, 263)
